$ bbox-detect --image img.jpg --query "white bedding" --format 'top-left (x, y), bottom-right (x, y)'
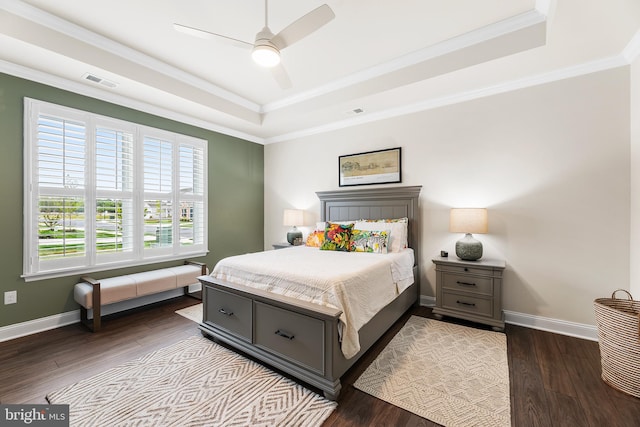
top-left (210, 246), bottom-right (415, 359)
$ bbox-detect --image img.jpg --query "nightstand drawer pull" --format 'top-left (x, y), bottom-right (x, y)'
top-left (456, 280), bottom-right (476, 287)
top-left (218, 308), bottom-right (234, 316)
top-left (275, 329), bottom-right (295, 340)
top-left (456, 300), bottom-right (476, 307)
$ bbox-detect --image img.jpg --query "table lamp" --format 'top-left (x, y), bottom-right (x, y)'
top-left (283, 209), bottom-right (304, 245)
top-left (449, 208), bottom-right (488, 261)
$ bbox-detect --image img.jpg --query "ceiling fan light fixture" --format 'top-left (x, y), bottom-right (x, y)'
top-left (252, 43), bottom-right (281, 68)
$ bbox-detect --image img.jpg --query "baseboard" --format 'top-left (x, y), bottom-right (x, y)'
top-left (2, 288), bottom-right (597, 344)
top-left (419, 297), bottom-right (598, 341)
top-left (0, 283), bottom-right (201, 343)
top-left (0, 310), bottom-right (81, 343)
top-left (504, 310), bottom-right (598, 341)
top-left (420, 295), bottom-right (436, 306)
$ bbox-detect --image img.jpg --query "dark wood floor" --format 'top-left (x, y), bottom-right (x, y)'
top-left (1, 296), bottom-right (639, 426)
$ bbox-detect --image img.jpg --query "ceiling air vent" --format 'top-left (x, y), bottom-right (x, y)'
top-left (82, 73), bottom-right (118, 88)
top-left (344, 107), bottom-right (365, 116)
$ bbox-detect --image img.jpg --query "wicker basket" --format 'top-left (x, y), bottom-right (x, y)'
top-left (593, 289), bottom-right (640, 398)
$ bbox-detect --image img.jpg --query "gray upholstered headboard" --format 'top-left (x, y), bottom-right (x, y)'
top-left (316, 185), bottom-right (422, 264)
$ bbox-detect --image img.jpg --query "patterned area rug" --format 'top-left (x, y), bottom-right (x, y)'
top-left (47, 336), bottom-right (336, 426)
top-left (354, 316), bottom-right (510, 426)
top-left (175, 303), bottom-right (203, 324)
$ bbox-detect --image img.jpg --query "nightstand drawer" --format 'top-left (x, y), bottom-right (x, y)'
top-left (204, 286), bottom-right (252, 341)
top-left (442, 273), bottom-right (493, 296)
top-left (437, 263), bottom-right (496, 276)
top-left (441, 292), bottom-right (493, 318)
top-left (254, 301), bottom-right (325, 374)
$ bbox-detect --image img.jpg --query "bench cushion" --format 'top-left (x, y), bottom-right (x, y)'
top-left (74, 264), bottom-right (205, 309)
top-left (133, 270), bottom-right (178, 296)
top-left (74, 275), bottom-right (137, 309)
top-left (165, 264), bottom-right (204, 287)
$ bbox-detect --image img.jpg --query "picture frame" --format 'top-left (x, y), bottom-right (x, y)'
top-left (339, 147), bottom-right (402, 187)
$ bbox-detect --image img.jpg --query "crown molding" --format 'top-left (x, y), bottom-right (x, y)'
top-left (0, 0), bottom-right (260, 113)
top-left (535, 0), bottom-right (554, 16)
top-left (0, 60), bottom-right (265, 144)
top-left (264, 54), bottom-right (627, 144)
top-left (623, 29), bottom-right (640, 63)
top-left (2, 52), bottom-right (628, 148)
top-left (262, 9), bottom-right (546, 114)
top-left (1, 0), bottom-right (634, 146)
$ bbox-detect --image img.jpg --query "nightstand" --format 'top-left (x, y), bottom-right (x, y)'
top-left (432, 256), bottom-right (506, 331)
top-left (272, 242), bottom-right (292, 250)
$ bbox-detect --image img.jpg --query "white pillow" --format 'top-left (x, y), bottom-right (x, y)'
top-left (354, 219), bottom-right (408, 252)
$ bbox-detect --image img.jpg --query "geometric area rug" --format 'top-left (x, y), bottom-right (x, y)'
top-left (175, 303), bottom-right (203, 324)
top-left (47, 335), bottom-right (337, 426)
top-left (354, 316), bottom-right (510, 427)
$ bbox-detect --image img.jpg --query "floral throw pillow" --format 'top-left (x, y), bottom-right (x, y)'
top-left (320, 222), bottom-right (353, 252)
top-left (305, 230), bottom-right (325, 247)
top-left (350, 229), bottom-right (389, 253)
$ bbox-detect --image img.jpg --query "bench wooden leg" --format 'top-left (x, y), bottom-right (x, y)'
top-left (91, 280), bottom-right (101, 331)
top-left (80, 306), bottom-right (88, 325)
top-left (183, 260), bottom-right (206, 300)
top-left (79, 276), bottom-right (102, 332)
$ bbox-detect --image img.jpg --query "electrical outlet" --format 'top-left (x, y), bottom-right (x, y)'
top-left (4, 290), bottom-right (17, 305)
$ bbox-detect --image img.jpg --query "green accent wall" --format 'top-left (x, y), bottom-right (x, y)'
top-left (0, 73), bottom-right (264, 328)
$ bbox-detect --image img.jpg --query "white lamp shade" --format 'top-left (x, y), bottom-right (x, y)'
top-left (283, 209), bottom-right (304, 227)
top-left (449, 208), bottom-right (488, 234)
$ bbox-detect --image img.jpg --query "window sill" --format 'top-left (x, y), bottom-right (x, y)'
top-left (22, 251), bottom-right (208, 282)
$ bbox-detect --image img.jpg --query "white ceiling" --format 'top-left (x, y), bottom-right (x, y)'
top-left (1, 0), bottom-right (639, 144)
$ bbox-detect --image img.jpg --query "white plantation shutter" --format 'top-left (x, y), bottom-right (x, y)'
top-left (37, 115), bottom-right (85, 189)
top-left (143, 136), bottom-right (173, 193)
top-left (31, 112), bottom-right (88, 272)
top-left (24, 99), bottom-right (208, 280)
top-left (143, 136), bottom-right (174, 253)
top-left (95, 126), bottom-right (135, 261)
top-left (178, 144), bottom-right (206, 248)
top-left (96, 127), bottom-right (133, 192)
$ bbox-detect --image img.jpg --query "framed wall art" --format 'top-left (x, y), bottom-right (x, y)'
top-left (339, 147), bottom-right (402, 187)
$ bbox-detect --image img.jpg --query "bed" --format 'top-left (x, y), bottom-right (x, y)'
top-left (198, 185), bottom-right (422, 400)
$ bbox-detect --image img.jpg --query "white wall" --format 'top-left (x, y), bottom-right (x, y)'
top-left (631, 55), bottom-right (640, 297)
top-left (265, 67), bottom-right (631, 327)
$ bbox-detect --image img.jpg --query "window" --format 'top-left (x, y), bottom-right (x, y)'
top-left (23, 99), bottom-right (207, 280)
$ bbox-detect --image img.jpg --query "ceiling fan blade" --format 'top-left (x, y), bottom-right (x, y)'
top-left (271, 63), bottom-right (292, 89)
top-left (270, 4), bottom-right (335, 50)
top-left (173, 23), bottom-right (253, 49)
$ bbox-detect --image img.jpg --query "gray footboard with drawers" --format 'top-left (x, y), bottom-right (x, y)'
top-left (198, 186), bottom-right (422, 400)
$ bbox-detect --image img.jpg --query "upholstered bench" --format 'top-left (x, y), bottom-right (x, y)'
top-left (74, 260), bottom-right (207, 331)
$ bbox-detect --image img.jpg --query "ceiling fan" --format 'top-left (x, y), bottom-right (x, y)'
top-left (174, 0), bottom-right (335, 89)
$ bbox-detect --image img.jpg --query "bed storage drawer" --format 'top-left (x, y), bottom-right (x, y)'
top-left (254, 301), bottom-right (325, 374)
top-left (204, 287), bottom-right (252, 341)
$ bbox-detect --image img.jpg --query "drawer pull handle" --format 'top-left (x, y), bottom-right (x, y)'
top-left (275, 329), bottom-right (295, 340)
top-left (456, 300), bottom-right (476, 307)
top-left (456, 280), bottom-right (476, 287)
top-left (218, 308), bottom-right (234, 316)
